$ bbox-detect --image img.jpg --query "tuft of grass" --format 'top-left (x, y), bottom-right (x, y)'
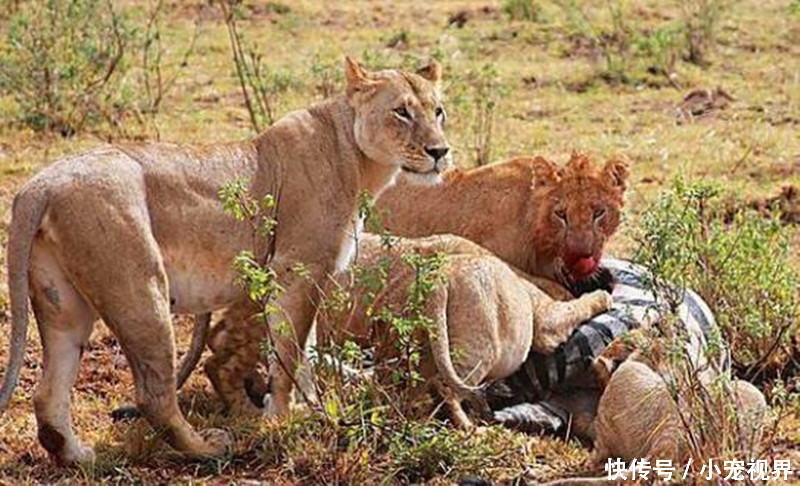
top-left (502, 0), bottom-right (541, 22)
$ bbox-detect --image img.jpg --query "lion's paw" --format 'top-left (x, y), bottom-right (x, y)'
top-left (590, 289), bottom-right (614, 311)
top-left (60, 443), bottom-right (96, 466)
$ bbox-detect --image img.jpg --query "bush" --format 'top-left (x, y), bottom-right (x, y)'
top-left (217, 185), bottom-right (538, 482)
top-left (448, 64), bottom-right (507, 166)
top-left (679, 0), bottom-right (734, 66)
top-left (632, 179), bottom-right (799, 379)
top-left (553, 0), bottom-right (733, 85)
top-left (630, 179), bottom-right (800, 471)
top-left (134, 0), bottom-right (200, 139)
top-left (0, 0), bottom-right (135, 136)
top-left (309, 51), bottom-right (344, 99)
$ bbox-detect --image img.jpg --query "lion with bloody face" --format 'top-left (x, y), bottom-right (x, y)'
top-left (379, 152), bottom-right (629, 288)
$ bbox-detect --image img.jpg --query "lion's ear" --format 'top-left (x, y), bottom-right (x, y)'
top-left (529, 156), bottom-right (560, 188)
top-left (602, 158), bottom-right (630, 192)
top-left (344, 56), bottom-right (377, 97)
top-left (417, 60), bottom-right (442, 85)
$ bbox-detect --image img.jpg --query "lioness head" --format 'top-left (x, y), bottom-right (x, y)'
top-left (532, 153), bottom-right (629, 284)
top-left (345, 56), bottom-right (451, 185)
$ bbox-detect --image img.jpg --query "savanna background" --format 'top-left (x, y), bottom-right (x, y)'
top-left (0, 0), bottom-right (799, 483)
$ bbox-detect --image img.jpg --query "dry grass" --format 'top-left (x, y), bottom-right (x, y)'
top-left (0, 0), bottom-right (798, 483)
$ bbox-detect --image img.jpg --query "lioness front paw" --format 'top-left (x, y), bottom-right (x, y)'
top-left (589, 289), bottom-right (613, 312)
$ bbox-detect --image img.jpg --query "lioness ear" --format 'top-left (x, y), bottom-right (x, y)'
top-left (602, 158), bottom-right (630, 192)
top-left (529, 156), bottom-right (560, 189)
top-left (344, 56), bottom-right (376, 96)
top-left (417, 60), bottom-right (442, 85)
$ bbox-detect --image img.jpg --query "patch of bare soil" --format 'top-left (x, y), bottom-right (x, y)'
top-left (560, 33), bottom-right (602, 60)
top-left (447, 6), bottom-right (499, 29)
top-left (675, 87), bottom-right (734, 122)
top-left (171, 1), bottom-right (290, 23)
top-left (725, 185), bottom-right (800, 225)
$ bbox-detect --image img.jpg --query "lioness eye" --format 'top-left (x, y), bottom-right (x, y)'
top-left (435, 106), bottom-right (445, 123)
top-left (593, 208), bottom-right (606, 220)
top-left (394, 106), bottom-right (412, 121)
top-left (555, 209), bottom-right (567, 222)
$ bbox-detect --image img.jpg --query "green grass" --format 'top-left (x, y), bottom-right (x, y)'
top-left (0, 0), bottom-right (798, 482)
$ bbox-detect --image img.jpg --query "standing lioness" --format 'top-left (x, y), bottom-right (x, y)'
top-left (0, 57), bottom-right (451, 464)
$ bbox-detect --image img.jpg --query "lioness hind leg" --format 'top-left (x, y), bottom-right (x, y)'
top-left (30, 240), bottom-right (97, 465)
top-left (51, 204), bottom-right (227, 457)
top-left (434, 380), bottom-right (473, 429)
top-left (98, 281), bottom-right (228, 457)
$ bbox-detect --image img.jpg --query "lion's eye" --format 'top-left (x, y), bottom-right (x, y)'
top-left (435, 106), bottom-right (446, 124)
top-left (593, 208), bottom-right (607, 220)
top-left (394, 106), bottom-right (412, 121)
top-left (555, 209), bottom-right (567, 222)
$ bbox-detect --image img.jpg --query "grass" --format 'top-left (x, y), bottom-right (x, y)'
top-left (0, 0), bottom-right (798, 483)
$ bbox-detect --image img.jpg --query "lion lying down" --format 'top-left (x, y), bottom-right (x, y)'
top-left (210, 233), bottom-right (612, 427)
top-left (592, 342), bottom-right (767, 464)
top-left (322, 234), bottom-right (612, 427)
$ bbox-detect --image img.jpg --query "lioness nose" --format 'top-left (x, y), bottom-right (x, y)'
top-left (424, 146), bottom-right (450, 162)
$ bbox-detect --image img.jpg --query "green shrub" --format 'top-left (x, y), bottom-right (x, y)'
top-left (217, 184), bottom-right (536, 482)
top-left (630, 179), bottom-right (800, 472)
top-left (632, 179), bottom-right (799, 378)
top-left (0, 0), bottom-right (135, 135)
top-left (309, 51), bottom-right (344, 99)
top-left (448, 64), bottom-right (508, 166)
top-left (679, 0), bottom-right (734, 66)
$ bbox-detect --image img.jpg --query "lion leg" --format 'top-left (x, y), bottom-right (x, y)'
top-left (99, 280), bottom-right (228, 457)
top-left (263, 269), bottom-right (321, 417)
top-left (533, 290), bottom-right (613, 353)
top-left (112, 312), bottom-right (213, 422)
top-left (434, 380), bottom-right (474, 429)
top-left (30, 240), bottom-right (97, 465)
top-left (58, 228), bottom-right (226, 456)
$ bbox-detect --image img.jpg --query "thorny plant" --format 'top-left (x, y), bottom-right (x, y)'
top-left (448, 64), bottom-right (508, 166)
top-left (553, 0), bottom-right (734, 86)
top-left (0, 0), bottom-right (133, 136)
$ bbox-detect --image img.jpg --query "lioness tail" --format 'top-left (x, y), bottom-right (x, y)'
top-left (427, 284), bottom-right (488, 413)
top-left (0, 183), bottom-right (48, 411)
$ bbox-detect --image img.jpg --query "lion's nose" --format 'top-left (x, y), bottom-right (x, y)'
top-left (424, 145), bottom-right (450, 162)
